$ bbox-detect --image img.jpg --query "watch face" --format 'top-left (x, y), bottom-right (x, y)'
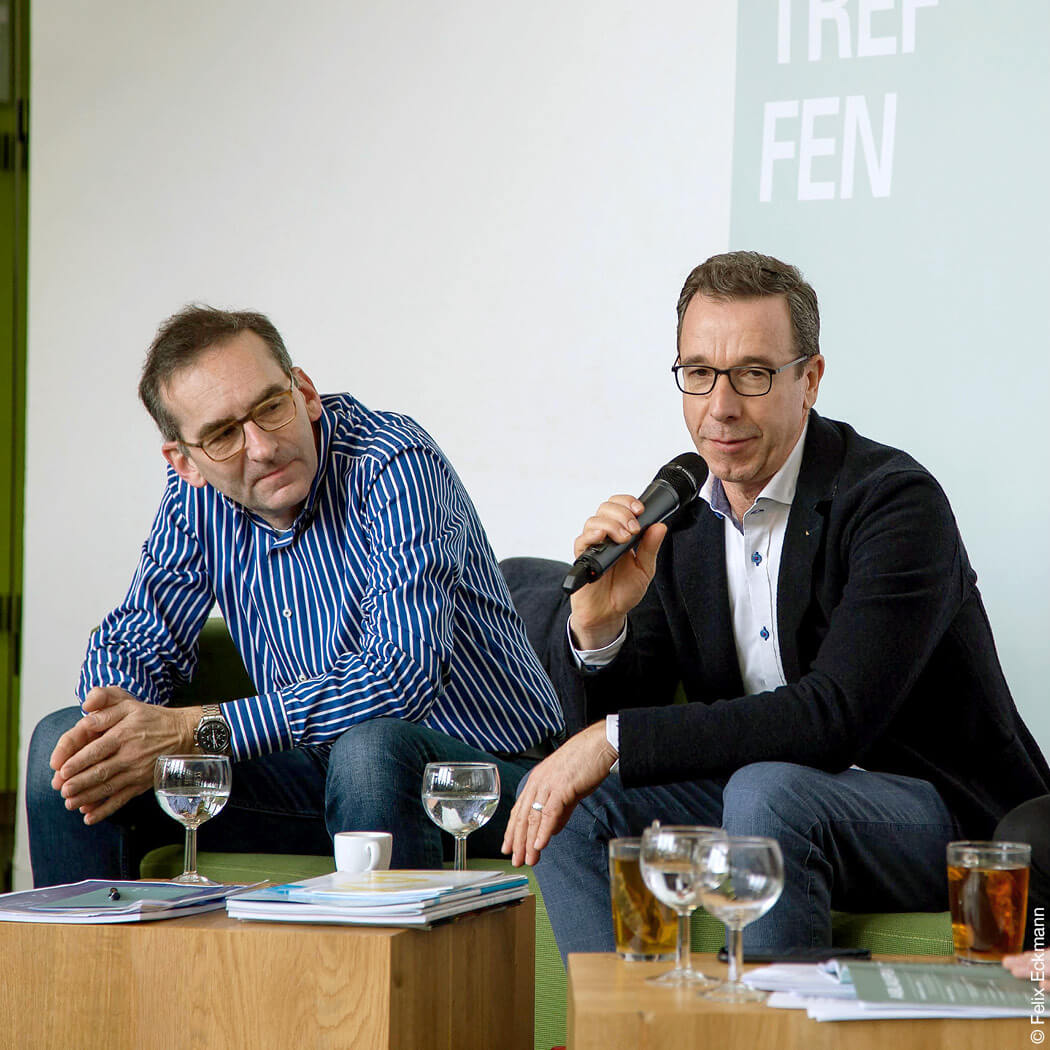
top-left (197, 720), bottom-right (231, 754)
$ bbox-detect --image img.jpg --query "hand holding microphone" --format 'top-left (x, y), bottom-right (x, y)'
top-left (564, 453), bottom-right (705, 649)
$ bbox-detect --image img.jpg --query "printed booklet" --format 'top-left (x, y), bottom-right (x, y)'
top-left (0, 879), bottom-right (256, 924)
top-left (226, 869), bottom-right (529, 927)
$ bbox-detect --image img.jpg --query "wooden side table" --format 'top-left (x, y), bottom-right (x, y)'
top-left (0, 897), bottom-right (534, 1050)
top-left (567, 951), bottom-right (1029, 1050)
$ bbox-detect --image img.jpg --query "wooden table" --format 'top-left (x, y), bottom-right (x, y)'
top-left (0, 896), bottom-right (534, 1050)
top-left (567, 951), bottom-right (1030, 1049)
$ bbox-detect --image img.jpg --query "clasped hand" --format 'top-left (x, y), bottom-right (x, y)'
top-left (50, 687), bottom-right (199, 824)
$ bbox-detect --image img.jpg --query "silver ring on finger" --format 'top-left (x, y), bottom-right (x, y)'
top-left (531, 801), bottom-right (545, 813)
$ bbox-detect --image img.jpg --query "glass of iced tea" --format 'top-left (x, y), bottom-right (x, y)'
top-left (947, 840), bottom-right (1030, 964)
top-left (608, 838), bottom-right (677, 961)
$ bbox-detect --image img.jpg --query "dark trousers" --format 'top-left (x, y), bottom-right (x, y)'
top-left (529, 761), bottom-right (959, 962)
top-left (26, 708), bottom-right (533, 886)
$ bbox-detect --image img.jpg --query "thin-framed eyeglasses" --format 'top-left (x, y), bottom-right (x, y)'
top-left (671, 354), bottom-right (810, 397)
top-left (180, 378), bottom-right (298, 462)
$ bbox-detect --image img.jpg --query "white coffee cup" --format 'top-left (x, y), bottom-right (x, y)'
top-left (334, 831), bottom-right (393, 874)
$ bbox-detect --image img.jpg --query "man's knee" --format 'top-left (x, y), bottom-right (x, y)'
top-left (722, 761), bottom-right (819, 835)
top-left (26, 707), bottom-right (81, 799)
top-left (328, 718), bottom-right (423, 772)
top-left (996, 795), bottom-right (1050, 849)
top-left (325, 718), bottom-right (433, 806)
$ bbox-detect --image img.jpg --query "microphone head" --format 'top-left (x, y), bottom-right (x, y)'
top-left (655, 452), bottom-right (706, 504)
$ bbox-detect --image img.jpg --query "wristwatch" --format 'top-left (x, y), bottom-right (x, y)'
top-left (194, 704), bottom-right (232, 755)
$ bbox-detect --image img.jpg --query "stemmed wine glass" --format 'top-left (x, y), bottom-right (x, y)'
top-left (154, 754), bottom-right (232, 885)
top-left (422, 762), bottom-right (500, 871)
top-left (697, 835), bottom-right (784, 1002)
top-left (639, 824), bottom-right (726, 987)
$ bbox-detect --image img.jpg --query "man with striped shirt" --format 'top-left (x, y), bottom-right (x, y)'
top-left (26, 306), bottom-right (564, 885)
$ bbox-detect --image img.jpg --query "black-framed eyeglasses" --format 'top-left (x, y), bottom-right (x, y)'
top-left (180, 379), bottom-right (298, 462)
top-left (671, 355), bottom-right (810, 397)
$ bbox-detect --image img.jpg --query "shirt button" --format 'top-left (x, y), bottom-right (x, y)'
top-left (282, 608), bottom-right (293, 619)
top-left (751, 551), bottom-right (762, 566)
top-left (760, 626), bottom-right (770, 641)
top-left (298, 673), bottom-right (308, 683)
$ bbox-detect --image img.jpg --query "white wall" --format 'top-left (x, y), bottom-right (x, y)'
top-left (16, 2), bottom-right (737, 886)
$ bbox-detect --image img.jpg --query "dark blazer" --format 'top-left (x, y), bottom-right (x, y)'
top-left (550, 411), bottom-right (1050, 837)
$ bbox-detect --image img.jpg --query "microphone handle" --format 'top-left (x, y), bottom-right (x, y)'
top-left (561, 478), bottom-right (682, 595)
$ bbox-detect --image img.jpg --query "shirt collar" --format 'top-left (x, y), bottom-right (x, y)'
top-left (293, 402), bottom-right (334, 528)
top-left (699, 415), bottom-right (811, 525)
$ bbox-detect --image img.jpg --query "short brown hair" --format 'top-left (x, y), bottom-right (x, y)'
top-left (139, 305), bottom-right (293, 440)
top-left (676, 251), bottom-right (820, 360)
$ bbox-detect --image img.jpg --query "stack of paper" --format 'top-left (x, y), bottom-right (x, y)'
top-left (744, 960), bottom-right (1034, 1021)
top-left (226, 868), bottom-right (530, 928)
top-left (0, 879), bottom-right (255, 924)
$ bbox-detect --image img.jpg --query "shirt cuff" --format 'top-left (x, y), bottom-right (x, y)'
top-left (222, 691), bottom-right (295, 762)
top-left (606, 714), bottom-right (620, 774)
top-left (568, 618), bottom-right (628, 669)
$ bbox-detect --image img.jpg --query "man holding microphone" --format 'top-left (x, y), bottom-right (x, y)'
top-left (502, 250), bottom-right (1049, 958)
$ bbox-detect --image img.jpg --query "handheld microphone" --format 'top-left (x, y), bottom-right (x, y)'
top-left (561, 452), bottom-right (706, 595)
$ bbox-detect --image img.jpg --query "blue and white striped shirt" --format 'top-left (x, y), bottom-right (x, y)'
top-left (78, 394), bottom-right (565, 762)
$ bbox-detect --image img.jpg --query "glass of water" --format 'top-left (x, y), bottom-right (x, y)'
top-left (421, 761), bottom-right (500, 871)
top-left (697, 835), bottom-right (784, 1002)
top-left (639, 823), bottom-right (726, 987)
top-left (154, 754), bottom-right (232, 885)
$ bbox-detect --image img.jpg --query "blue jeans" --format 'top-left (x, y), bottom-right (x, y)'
top-left (26, 710), bottom-right (533, 886)
top-left (528, 761), bottom-right (959, 962)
